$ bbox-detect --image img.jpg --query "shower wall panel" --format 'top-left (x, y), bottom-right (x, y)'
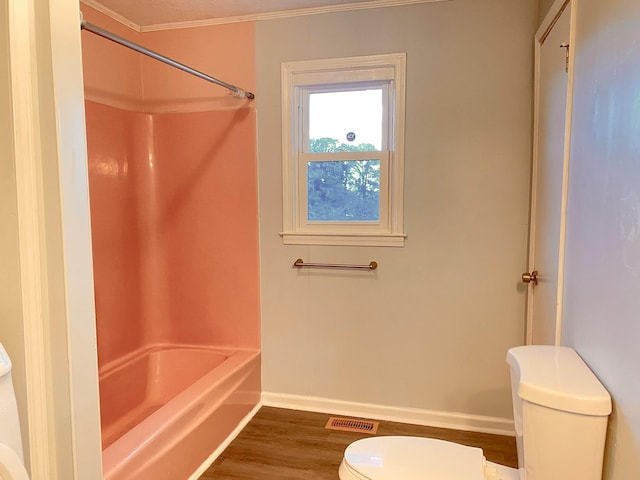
top-left (82, 3), bottom-right (260, 369)
top-left (85, 101), bottom-right (149, 366)
top-left (150, 108), bottom-right (260, 348)
top-left (86, 102), bottom-right (260, 368)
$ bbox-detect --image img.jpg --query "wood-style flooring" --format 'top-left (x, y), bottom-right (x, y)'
top-left (199, 406), bottom-right (517, 479)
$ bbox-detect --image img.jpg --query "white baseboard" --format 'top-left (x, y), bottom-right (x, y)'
top-left (188, 402), bottom-right (263, 480)
top-left (262, 392), bottom-right (515, 436)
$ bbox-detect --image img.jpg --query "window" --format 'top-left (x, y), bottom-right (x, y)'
top-left (280, 53), bottom-right (406, 246)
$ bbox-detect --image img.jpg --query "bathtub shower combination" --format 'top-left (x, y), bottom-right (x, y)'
top-left (83, 20), bottom-right (261, 480)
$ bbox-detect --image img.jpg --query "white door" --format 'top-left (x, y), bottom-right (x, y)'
top-left (524, 0), bottom-right (573, 345)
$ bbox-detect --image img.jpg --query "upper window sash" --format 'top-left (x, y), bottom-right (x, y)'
top-left (300, 82), bottom-right (391, 153)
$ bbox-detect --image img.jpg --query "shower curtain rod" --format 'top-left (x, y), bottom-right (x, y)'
top-left (80, 18), bottom-right (255, 100)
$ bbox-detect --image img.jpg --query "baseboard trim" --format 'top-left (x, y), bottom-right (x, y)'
top-left (188, 402), bottom-right (263, 479)
top-left (262, 392), bottom-right (515, 436)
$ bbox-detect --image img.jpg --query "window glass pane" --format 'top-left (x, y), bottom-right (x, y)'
top-left (307, 160), bottom-right (380, 221)
top-left (308, 89), bottom-right (382, 152)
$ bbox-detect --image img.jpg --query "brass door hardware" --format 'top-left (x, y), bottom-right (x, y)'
top-left (522, 270), bottom-right (538, 286)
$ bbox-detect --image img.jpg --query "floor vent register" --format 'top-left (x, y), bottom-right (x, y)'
top-left (325, 416), bottom-right (379, 434)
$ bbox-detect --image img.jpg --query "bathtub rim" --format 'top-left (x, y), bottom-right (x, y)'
top-left (98, 343), bottom-right (255, 377)
top-left (98, 343), bottom-right (237, 449)
top-left (101, 346), bottom-right (260, 479)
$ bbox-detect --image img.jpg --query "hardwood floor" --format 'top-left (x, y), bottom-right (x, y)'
top-left (199, 407), bottom-right (517, 479)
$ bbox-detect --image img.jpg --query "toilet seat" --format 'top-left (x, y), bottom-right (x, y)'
top-left (0, 443), bottom-right (29, 480)
top-left (339, 436), bottom-right (487, 480)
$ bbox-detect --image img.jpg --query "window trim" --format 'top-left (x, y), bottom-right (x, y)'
top-left (280, 53), bottom-right (406, 247)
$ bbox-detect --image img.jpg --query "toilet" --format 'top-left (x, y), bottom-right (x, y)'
top-left (0, 343), bottom-right (30, 480)
top-left (339, 345), bottom-right (612, 480)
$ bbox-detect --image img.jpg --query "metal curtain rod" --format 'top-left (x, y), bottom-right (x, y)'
top-left (293, 258), bottom-right (378, 271)
top-left (80, 18), bottom-right (255, 100)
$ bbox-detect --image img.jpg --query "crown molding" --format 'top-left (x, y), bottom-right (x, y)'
top-left (81, 0), bottom-right (449, 32)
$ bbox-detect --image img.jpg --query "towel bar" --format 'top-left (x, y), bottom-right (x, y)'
top-left (292, 258), bottom-right (378, 271)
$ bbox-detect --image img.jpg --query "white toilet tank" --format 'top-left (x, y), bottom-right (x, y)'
top-left (0, 343), bottom-right (25, 463)
top-left (507, 346), bottom-right (611, 480)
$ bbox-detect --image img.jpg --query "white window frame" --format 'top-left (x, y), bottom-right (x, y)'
top-left (280, 53), bottom-right (406, 247)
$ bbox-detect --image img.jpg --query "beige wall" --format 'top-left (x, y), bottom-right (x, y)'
top-left (0, 0), bottom-right (29, 466)
top-left (538, 0), bottom-right (557, 24)
top-left (256, 0), bottom-right (536, 421)
top-left (561, 0), bottom-right (640, 478)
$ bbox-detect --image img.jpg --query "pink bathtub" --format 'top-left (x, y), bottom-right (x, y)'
top-left (99, 345), bottom-right (260, 479)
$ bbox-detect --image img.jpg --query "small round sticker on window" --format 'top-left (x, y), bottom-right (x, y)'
top-left (346, 132), bottom-right (356, 142)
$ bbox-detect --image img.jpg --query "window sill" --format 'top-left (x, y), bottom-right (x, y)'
top-left (279, 232), bottom-right (405, 247)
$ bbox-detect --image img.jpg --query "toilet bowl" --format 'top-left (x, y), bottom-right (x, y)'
top-left (0, 343), bottom-right (30, 480)
top-left (0, 444), bottom-right (29, 480)
top-left (339, 346), bottom-right (612, 480)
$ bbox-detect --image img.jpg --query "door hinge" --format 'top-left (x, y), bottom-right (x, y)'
top-left (560, 42), bottom-right (570, 73)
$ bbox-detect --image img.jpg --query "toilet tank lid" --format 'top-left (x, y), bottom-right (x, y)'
top-left (507, 346), bottom-right (611, 416)
top-left (0, 343), bottom-right (12, 377)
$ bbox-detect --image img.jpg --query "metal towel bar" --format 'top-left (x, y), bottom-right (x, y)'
top-left (293, 258), bottom-right (378, 271)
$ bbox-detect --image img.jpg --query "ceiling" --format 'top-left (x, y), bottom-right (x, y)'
top-left (81, 0), bottom-right (443, 30)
